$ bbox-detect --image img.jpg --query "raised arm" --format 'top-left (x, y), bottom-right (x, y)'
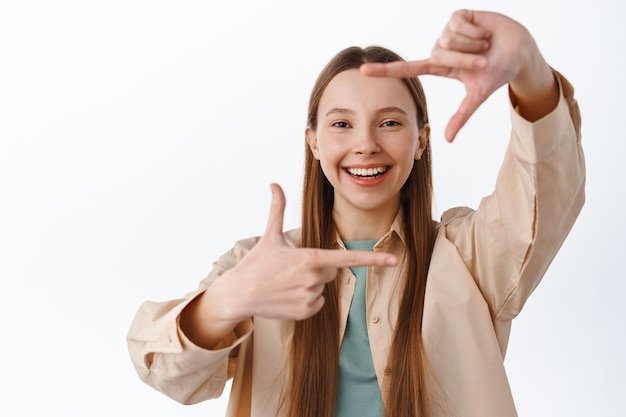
top-left (364, 9), bottom-right (585, 323)
top-left (361, 10), bottom-right (560, 141)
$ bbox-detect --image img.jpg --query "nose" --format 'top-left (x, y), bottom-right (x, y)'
top-left (353, 128), bottom-right (380, 155)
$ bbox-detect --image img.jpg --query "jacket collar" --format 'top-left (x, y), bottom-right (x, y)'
top-left (332, 208), bottom-right (407, 250)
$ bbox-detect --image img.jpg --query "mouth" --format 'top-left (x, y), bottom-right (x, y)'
top-left (345, 166), bottom-right (389, 179)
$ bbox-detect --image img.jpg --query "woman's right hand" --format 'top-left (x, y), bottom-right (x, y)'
top-left (180, 183), bottom-right (396, 348)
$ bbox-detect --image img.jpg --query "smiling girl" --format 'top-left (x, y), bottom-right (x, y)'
top-left (128, 10), bottom-right (585, 417)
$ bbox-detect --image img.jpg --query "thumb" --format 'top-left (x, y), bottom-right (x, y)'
top-left (262, 183), bottom-right (287, 242)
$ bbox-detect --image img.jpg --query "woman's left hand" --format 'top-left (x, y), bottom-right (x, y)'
top-left (361, 10), bottom-right (558, 141)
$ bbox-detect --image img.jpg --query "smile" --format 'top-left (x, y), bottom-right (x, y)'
top-left (345, 166), bottom-right (388, 178)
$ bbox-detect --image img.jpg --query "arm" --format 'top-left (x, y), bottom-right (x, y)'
top-left (126, 241), bottom-right (255, 405)
top-left (127, 184), bottom-right (397, 404)
top-left (443, 71), bottom-right (585, 321)
top-left (361, 10), bottom-right (585, 318)
top-left (178, 183), bottom-right (397, 348)
top-left (436, 12), bottom-right (585, 319)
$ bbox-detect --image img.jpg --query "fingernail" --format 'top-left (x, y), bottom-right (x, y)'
top-left (386, 256), bottom-right (398, 266)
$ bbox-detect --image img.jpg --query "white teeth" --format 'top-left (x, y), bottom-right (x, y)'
top-left (346, 167), bottom-right (388, 177)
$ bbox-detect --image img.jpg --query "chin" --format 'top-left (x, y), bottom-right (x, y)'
top-left (349, 197), bottom-right (397, 214)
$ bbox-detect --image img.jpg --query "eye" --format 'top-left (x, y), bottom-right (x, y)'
top-left (381, 120), bottom-right (401, 127)
top-left (331, 121), bottom-right (350, 128)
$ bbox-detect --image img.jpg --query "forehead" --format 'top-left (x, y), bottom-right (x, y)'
top-left (318, 68), bottom-right (416, 114)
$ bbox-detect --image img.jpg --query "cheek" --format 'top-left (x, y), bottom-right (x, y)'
top-left (316, 139), bottom-right (341, 164)
top-left (396, 143), bottom-right (419, 177)
top-left (318, 156), bottom-right (339, 180)
top-left (316, 146), bottom-right (344, 183)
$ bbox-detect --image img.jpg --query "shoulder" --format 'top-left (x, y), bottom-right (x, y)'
top-left (284, 228), bottom-right (302, 247)
top-left (440, 206), bottom-right (475, 227)
top-left (229, 228), bottom-right (302, 254)
top-left (202, 228), bottom-right (303, 285)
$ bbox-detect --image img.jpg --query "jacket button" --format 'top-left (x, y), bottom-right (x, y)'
top-left (371, 316), bottom-right (380, 323)
top-left (371, 266), bottom-right (379, 274)
top-left (383, 367), bottom-right (391, 375)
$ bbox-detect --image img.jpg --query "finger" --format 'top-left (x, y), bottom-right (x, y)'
top-left (304, 295), bottom-right (326, 319)
top-left (444, 93), bottom-right (484, 142)
top-left (310, 248), bottom-right (398, 269)
top-left (437, 31), bottom-right (489, 54)
top-left (430, 48), bottom-right (487, 72)
top-left (263, 183), bottom-right (287, 241)
top-left (448, 9), bottom-right (492, 40)
top-left (294, 294), bottom-right (325, 321)
top-left (360, 59), bottom-right (433, 78)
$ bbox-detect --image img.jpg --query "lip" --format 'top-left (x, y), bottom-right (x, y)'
top-left (342, 164), bottom-right (391, 186)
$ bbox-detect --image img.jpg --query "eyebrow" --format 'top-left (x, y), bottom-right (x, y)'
top-left (376, 106), bottom-right (408, 116)
top-left (325, 108), bottom-right (355, 117)
top-left (324, 106), bottom-right (408, 117)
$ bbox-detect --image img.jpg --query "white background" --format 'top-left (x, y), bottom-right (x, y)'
top-left (1, 0), bottom-right (623, 416)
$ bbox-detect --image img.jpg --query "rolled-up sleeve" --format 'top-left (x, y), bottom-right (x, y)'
top-left (126, 238), bottom-right (258, 404)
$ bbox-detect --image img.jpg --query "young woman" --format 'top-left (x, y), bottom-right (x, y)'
top-left (128, 10), bottom-right (585, 417)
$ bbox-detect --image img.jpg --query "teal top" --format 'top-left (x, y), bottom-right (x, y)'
top-left (335, 240), bottom-right (383, 417)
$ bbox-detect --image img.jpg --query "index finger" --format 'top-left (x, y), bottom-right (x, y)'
top-left (360, 59), bottom-right (436, 78)
top-left (311, 248), bottom-right (398, 269)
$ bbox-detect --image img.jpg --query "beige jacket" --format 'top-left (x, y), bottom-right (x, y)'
top-left (127, 72), bottom-right (585, 417)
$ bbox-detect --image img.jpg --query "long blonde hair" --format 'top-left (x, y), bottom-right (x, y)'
top-left (286, 46), bottom-right (435, 417)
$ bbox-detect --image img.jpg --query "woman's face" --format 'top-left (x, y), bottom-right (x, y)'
top-left (307, 68), bottom-right (428, 220)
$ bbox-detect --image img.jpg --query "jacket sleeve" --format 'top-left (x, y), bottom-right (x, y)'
top-left (126, 236), bottom-right (259, 405)
top-left (441, 70), bottom-right (585, 323)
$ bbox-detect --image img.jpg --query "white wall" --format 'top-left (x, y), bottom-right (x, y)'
top-left (1, 0), bottom-right (623, 416)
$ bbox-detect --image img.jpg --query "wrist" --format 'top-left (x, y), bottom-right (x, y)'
top-left (203, 278), bottom-right (252, 325)
top-left (509, 48), bottom-right (559, 121)
top-left (180, 285), bottom-right (248, 349)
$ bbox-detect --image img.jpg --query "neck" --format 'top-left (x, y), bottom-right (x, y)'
top-left (332, 202), bottom-right (399, 241)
